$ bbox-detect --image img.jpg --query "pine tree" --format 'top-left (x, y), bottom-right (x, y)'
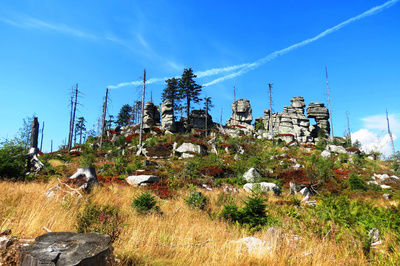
top-left (116, 104), bottom-right (133, 127)
top-left (178, 68), bottom-right (202, 119)
top-left (162, 77), bottom-right (181, 119)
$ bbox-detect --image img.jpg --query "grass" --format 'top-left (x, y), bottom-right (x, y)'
top-left (1, 180), bottom-right (398, 265)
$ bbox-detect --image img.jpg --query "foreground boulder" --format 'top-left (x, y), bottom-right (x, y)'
top-left (243, 168), bottom-right (261, 182)
top-left (175, 143), bottom-right (206, 158)
top-left (19, 232), bottom-right (113, 266)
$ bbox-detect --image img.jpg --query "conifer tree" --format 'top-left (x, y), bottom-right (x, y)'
top-left (162, 77), bottom-right (181, 119)
top-left (75, 117), bottom-right (86, 144)
top-left (178, 68), bottom-right (202, 119)
top-left (116, 104), bottom-right (132, 127)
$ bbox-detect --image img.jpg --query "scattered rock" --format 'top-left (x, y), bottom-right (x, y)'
top-left (369, 228), bottom-right (381, 246)
top-left (382, 193), bottom-right (392, 200)
top-left (321, 150), bottom-right (331, 158)
top-left (19, 232), bottom-right (113, 266)
top-left (380, 184), bottom-right (391, 189)
top-left (126, 175), bottom-right (160, 186)
top-left (223, 185), bottom-right (239, 193)
top-left (243, 168), bottom-right (261, 182)
top-left (243, 182), bottom-right (281, 196)
top-left (326, 145), bottom-right (347, 154)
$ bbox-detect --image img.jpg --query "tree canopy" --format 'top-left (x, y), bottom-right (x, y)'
top-left (116, 104), bottom-right (133, 127)
top-left (179, 68), bottom-right (202, 119)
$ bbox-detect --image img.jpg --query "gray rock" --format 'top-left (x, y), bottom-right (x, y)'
top-left (383, 193), bottom-right (392, 200)
top-left (243, 182), bottom-right (281, 196)
top-left (176, 143), bottom-right (206, 155)
top-left (227, 99), bottom-right (253, 127)
top-left (369, 228), bottom-right (381, 246)
top-left (243, 168), bottom-right (261, 182)
top-left (321, 150), bottom-right (331, 158)
top-left (19, 232), bottom-right (113, 266)
top-left (143, 102), bottom-right (160, 128)
top-left (189, 110), bottom-right (213, 129)
top-left (326, 145), bottom-right (347, 154)
top-left (161, 100), bottom-right (175, 132)
top-left (126, 175), bottom-right (160, 186)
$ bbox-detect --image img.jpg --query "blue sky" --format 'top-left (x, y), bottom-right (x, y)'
top-left (0, 0), bottom-right (399, 155)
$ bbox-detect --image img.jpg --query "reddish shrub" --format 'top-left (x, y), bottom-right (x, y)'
top-left (220, 143), bottom-right (232, 149)
top-left (199, 166), bottom-right (225, 178)
top-left (145, 183), bottom-right (173, 199)
top-left (152, 127), bottom-right (162, 134)
top-left (125, 133), bottom-right (139, 143)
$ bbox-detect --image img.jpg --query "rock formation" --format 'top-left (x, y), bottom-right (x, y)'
top-left (227, 99), bottom-right (253, 127)
top-left (189, 110), bottom-right (213, 129)
top-left (143, 102), bottom-right (160, 129)
top-left (161, 100), bottom-right (175, 132)
top-left (255, 96), bottom-right (330, 143)
top-left (306, 102), bottom-right (330, 139)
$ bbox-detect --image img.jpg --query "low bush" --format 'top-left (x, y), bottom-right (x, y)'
top-left (220, 194), bottom-right (276, 231)
top-left (76, 200), bottom-right (122, 242)
top-left (185, 192), bottom-right (208, 210)
top-left (348, 173), bottom-right (367, 191)
top-left (0, 140), bottom-right (26, 180)
top-left (131, 192), bottom-right (160, 214)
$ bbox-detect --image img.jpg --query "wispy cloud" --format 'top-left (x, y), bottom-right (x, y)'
top-left (0, 15), bottom-right (98, 39)
top-left (203, 0), bottom-right (399, 87)
top-left (107, 0), bottom-right (399, 89)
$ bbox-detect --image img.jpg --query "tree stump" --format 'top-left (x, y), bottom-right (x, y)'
top-left (19, 232), bottom-right (113, 266)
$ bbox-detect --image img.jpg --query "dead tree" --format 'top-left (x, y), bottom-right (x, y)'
top-left (68, 84), bottom-right (79, 151)
top-left (346, 111), bottom-right (352, 145)
top-left (30, 117), bottom-right (39, 151)
top-left (40, 121), bottom-right (44, 151)
top-left (139, 69), bottom-right (146, 148)
top-left (386, 109), bottom-right (396, 155)
top-left (325, 66), bottom-right (334, 137)
top-left (100, 88), bottom-right (109, 147)
top-left (268, 83), bottom-right (274, 138)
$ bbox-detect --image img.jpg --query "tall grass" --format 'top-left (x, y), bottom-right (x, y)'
top-left (0, 181), bottom-right (397, 265)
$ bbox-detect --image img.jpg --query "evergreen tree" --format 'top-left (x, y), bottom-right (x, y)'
top-left (178, 68), bottom-right (202, 119)
top-left (116, 104), bottom-right (133, 127)
top-left (204, 96), bottom-right (214, 113)
top-left (162, 77), bottom-right (181, 119)
top-left (75, 117), bottom-right (86, 144)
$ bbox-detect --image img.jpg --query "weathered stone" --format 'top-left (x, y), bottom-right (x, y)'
top-left (327, 145), bottom-right (347, 154)
top-left (243, 182), bottom-right (281, 196)
top-left (243, 168), bottom-right (261, 182)
top-left (161, 100), bottom-right (175, 132)
top-left (189, 110), bottom-right (213, 129)
top-left (126, 175), bottom-right (160, 186)
top-left (307, 102), bottom-right (330, 138)
top-left (19, 232), bottom-right (113, 266)
top-left (321, 150), bottom-right (331, 158)
top-left (227, 99), bottom-right (253, 127)
top-left (176, 143), bottom-right (206, 155)
top-left (143, 102), bottom-right (160, 129)
top-left (368, 228), bottom-right (381, 246)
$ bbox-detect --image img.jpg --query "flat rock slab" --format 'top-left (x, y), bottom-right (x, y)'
top-left (19, 232), bottom-right (112, 266)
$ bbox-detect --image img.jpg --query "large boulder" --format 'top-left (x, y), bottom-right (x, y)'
top-left (189, 110), bottom-right (213, 129)
top-left (307, 102), bottom-right (330, 138)
top-left (161, 100), bottom-right (175, 132)
top-left (176, 143), bottom-right (206, 158)
top-left (126, 175), bottom-right (160, 186)
top-left (143, 102), bottom-right (160, 129)
top-left (19, 232), bottom-right (113, 266)
top-left (243, 168), bottom-right (261, 182)
top-left (227, 99), bottom-right (253, 127)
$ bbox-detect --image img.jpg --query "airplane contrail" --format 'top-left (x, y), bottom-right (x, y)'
top-left (108, 0), bottom-right (398, 89)
top-left (203, 0), bottom-right (399, 87)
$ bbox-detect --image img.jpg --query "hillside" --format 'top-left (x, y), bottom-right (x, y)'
top-left (1, 125), bottom-right (400, 265)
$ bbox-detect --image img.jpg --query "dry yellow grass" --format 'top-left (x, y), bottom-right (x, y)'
top-left (0, 181), bottom-right (394, 265)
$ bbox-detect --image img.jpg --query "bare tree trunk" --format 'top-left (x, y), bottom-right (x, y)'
top-left (68, 84), bottom-right (78, 151)
top-left (139, 70), bottom-right (146, 148)
top-left (100, 88), bottom-right (109, 147)
top-left (30, 117), bottom-right (39, 150)
top-left (40, 121), bottom-right (44, 151)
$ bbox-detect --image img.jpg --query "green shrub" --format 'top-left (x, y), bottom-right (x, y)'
top-left (80, 145), bottom-right (95, 168)
top-left (185, 192), bottom-right (208, 210)
top-left (305, 154), bottom-right (333, 184)
top-left (0, 140), bottom-right (26, 179)
top-left (348, 173), bottom-right (367, 191)
top-left (76, 200), bottom-right (122, 242)
top-left (131, 192), bottom-right (160, 214)
top-left (220, 195), bottom-right (276, 230)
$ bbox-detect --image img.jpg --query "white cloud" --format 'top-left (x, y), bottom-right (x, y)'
top-left (352, 129), bottom-right (396, 156)
top-left (352, 113), bottom-right (399, 157)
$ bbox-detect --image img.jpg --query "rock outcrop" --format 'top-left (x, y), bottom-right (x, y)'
top-left (189, 110), bottom-right (213, 129)
top-left (256, 96), bottom-right (330, 143)
top-left (306, 102), bottom-right (330, 139)
top-left (161, 100), bottom-right (175, 132)
top-left (227, 99), bottom-right (253, 127)
top-left (143, 102), bottom-right (160, 129)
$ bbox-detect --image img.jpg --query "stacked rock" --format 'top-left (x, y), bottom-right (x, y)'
top-left (189, 110), bottom-right (213, 129)
top-left (143, 102), bottom-right (160, 129)
top-left (306, 102), bottom-right (330, 138)
top-left (161, 100), bottom-right (175, 132)
top-left (227, 99), bottom-right (253, 127)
